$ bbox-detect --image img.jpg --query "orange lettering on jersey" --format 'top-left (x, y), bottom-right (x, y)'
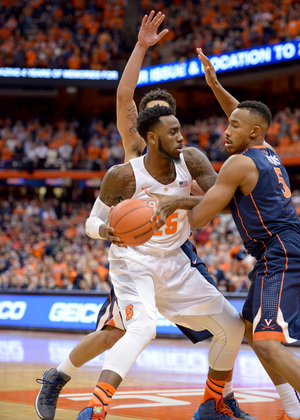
top-left (125, 304), bottom-right (134, 321)
top-left (153, 213), bottom-right (178, 236)
top-left (165, 213), bottom-right (178, 235)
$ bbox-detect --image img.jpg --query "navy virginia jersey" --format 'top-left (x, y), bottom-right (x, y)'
top-left (230, 145), bottom-right (300, 258)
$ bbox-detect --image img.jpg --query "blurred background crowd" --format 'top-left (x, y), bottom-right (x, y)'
top-left (0, 0), bottom-right (300, 296)
top-left (1, 106), bottom-right (300, 172)
top-left (1, 191), bottom-right (300, 294)
top-left (0, 195), bottom-right (258, 293)
top-left (0, 0), bottom-right (299, 70)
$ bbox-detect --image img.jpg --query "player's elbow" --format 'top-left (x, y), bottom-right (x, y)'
top-left (188, 210), bottom-right (208, 229)
top-left (116, 84), bottom-right (130, 103)
top-left (85, 217), bottom-right (93, 238)
top-left (85, 216), bottom-right (101, 239)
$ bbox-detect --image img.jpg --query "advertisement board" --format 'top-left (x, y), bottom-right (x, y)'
top-left (0, 292), bottom-right (245, 336)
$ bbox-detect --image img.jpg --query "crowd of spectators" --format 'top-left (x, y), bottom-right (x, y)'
top-left (0, 195), bottom-right (257, 294)
top-left (0, 0), bottom-right (125, 71)
top-left (140, 0), bottom-right (300, 66)
top-left (0, 197), bottom-right (112, 293)
top-left (0, 106), bottom-right (299, 171)
top-left (0, 0), bottom-right (299, 71)
top-left (0, 116), bottom-right (125, 172)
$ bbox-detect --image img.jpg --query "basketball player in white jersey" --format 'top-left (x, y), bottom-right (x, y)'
top-left (35, 12), bottom-right (258, 420)
top-left (75, 104), bottom-right (255, 420)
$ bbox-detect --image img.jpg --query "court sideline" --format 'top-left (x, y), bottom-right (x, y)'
top-left (0, 329), bottom-right (298, 420)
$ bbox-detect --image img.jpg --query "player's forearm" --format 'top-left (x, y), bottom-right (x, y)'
top-left (85, 216), bottom-right (107, 239)
top-left (117, 42), bottom-right (148, 99)
top-left (188, 202), bottom-right (213, 228)
top-left (172, 195), bottom-right (202, 211)
top-left (210, 82), bottom-right (239, 117)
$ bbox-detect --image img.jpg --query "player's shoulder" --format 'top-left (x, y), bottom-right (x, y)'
top-left (104, 162), bottom-right (133, 180)
top-left (182, 146), bottom-right (214, 170)
top-left (182, 146), bottom-right (209, 162)
top-left (221, 153), bottom-right (256, 173)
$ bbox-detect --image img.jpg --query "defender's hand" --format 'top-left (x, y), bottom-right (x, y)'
top-left (197, 48), bottom-right (218, 88)
top-left (146, 191), bottom-right (180, 232)
top-left (138, 10), bottom-right (169, 48)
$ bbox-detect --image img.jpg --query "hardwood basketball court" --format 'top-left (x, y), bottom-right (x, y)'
top-left (0, 329), bottom-right (299, 420)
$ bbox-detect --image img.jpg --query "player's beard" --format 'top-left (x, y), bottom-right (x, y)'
top-left (158, 137), bottom-right (180, 163)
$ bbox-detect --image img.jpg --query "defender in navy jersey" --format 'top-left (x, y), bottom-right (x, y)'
top-left (153, 101), bottom-right (300, 403)
top-left (230, 145), bottom-right (300, 259)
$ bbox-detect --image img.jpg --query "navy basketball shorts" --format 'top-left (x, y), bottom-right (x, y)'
top-left (242, 231), bottom-right (300, 343)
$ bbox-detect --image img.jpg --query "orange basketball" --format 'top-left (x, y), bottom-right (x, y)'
top-left (109, 199), bottom-right (156, 246)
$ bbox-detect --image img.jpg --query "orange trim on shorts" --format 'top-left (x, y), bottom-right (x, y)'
top-left (259, 246), bottom-right (268, 320)
top-left (106, 318), bottom-right (116, 327)
top-left (275, 234), bottom-right (288, 330)
top-left (253, 331), bottom-right (287, 342)
top-left (275, 233), bottom-right (288, 310)
top-left (103, 291), bottom-right (114, 327)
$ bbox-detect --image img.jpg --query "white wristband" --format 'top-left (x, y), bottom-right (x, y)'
top-left (85, 197), bottom-right (110, 239)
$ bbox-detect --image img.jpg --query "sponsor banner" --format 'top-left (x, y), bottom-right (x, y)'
top-left (0, 67), bottom-right (118, 81)
top-left (137, 40), bottom-right (300, 86)
top-left (0, 293), bottom-right (245, 334)
top-left (0, 40), bottom-right (298, 87)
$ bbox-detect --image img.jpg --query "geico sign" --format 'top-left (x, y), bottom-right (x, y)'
top-left (0, 300), bottom-right (27, 320)
top-left (49, 302), bottom-right (101, 323)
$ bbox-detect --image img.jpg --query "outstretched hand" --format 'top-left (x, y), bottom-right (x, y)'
top-left (138, 10), bottom-right (169, 49)
top-left (146, 190), bottom-right (180, 232)
top-left (197, 48), bottom-right (218, 88)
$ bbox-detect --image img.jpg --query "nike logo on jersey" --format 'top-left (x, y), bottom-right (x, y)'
top-left (141, 186), bottom-right (151, 190)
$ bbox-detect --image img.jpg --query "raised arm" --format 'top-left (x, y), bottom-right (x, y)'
top-left (197, 48), bottom-right (239, 117)
top-left (198, 48), bottom-right (274, 150)
top-left (117, 11), bottom-right (168, 162)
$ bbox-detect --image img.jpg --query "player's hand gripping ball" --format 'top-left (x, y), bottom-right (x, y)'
top-left (109, 199), bottom-right (156, 246)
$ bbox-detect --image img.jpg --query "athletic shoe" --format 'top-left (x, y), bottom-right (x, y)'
top-left (192, 398), bottom-right (239, 419)
top-left (35, 368), bottom-right (70, 420)
top-left (276, 411), bottom-right (300, 420)
top-left (76, 404), bottom-right (106, 419)
top-left (224, 391), bottom-right (258, 419)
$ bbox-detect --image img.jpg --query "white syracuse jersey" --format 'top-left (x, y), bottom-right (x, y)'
top-left (128, 153), bottom-right (192, 253)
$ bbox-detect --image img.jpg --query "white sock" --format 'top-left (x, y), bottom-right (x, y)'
top-left (57, 356), bottom-right (78, 377)
top-left (276, 383), bottom-right (300, 419)
top-left (223, 380), bottom-right (233, 398)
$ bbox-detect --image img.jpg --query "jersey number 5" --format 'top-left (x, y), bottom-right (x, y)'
top-left (274, 167), bottom-right (291, 198)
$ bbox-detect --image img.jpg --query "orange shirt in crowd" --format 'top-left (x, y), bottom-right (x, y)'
top-left (52, 262), bottom-right (68, 287)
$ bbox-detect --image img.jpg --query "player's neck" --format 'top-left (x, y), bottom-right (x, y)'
top-left (144, 154), bottom-right (176, 185)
